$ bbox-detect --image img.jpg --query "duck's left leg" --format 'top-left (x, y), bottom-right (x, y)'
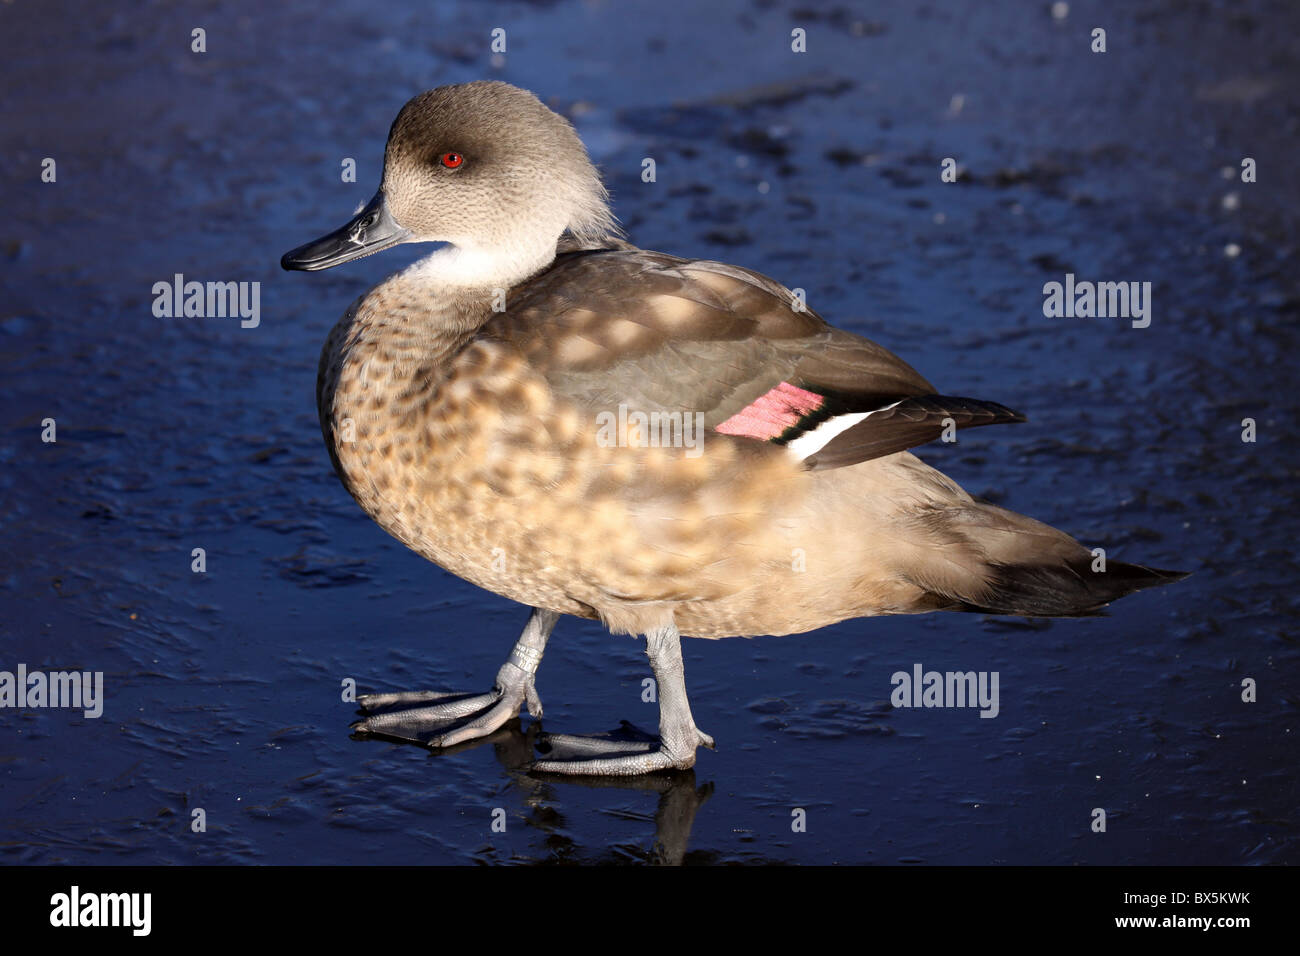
top-left (352, 607), bottom-right (557, 748)
top-left (531, 621), bottom-right (715, 775)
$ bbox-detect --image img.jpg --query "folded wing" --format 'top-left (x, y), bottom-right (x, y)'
top-left (489, 248), bottom-right (1024, 468)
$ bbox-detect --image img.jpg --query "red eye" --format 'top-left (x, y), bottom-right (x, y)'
top-left (440, 152), bottom-right (464, 169)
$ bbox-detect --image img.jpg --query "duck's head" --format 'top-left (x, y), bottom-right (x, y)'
top-left (282, 81), bottom-right (617, 286)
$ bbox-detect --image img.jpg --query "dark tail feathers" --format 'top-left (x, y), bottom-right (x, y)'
top-left (952, 560), bottom-right (1189, 618)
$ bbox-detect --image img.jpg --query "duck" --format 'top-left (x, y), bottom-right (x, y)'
top-left (282, 81), bottom-right (1186, 775)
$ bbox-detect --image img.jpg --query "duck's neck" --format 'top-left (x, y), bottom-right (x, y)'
top-left (344, 237), bottom-right (558, 372)
top-left (349, 274), bottom-right (490, 369)
top-left (341, 238), bottom-right (558, 373)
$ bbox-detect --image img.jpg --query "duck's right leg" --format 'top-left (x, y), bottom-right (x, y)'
top-left (352, 607), bottom-right (558, 748)
top-left (529, 620), bottom-right (714, 775)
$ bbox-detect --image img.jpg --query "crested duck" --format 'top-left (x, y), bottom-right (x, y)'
top-left (282, 81), bottom-right (1185, 775)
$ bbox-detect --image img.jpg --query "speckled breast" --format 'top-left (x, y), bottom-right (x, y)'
top-left (314, 292), bottom-right (831, 637)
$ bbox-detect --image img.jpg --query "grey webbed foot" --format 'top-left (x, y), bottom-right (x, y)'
top-left (532, 719), bottom-right (714, 775)
top-left (352, 681), bottom-right (535, 748)
top-left (528, 622), bottom-right (715, 776)
top-left (350, 608), bottom-right (556, 749)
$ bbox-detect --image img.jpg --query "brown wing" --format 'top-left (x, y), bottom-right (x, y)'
top-left (486, 247), bottom-right (1022, 468)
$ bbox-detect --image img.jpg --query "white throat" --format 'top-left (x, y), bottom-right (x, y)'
top-left (404, 237), bottom-right (556, 290)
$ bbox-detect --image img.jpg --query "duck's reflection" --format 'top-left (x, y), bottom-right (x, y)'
top-left (352, 716), bottom-right (712, 865)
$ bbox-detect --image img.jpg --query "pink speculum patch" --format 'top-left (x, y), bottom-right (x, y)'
top-left (715, 381), bottom-right (824, 440)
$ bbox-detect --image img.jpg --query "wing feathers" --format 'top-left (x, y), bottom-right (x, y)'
top-left (493, 248), bottom-right (1024, 469)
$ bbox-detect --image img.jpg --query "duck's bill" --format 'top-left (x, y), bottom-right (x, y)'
top-left (281, 191), bottom-right (413, 271)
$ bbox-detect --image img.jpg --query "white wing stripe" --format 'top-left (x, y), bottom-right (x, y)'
top-left (785, 399), bottom-right (904, 461)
